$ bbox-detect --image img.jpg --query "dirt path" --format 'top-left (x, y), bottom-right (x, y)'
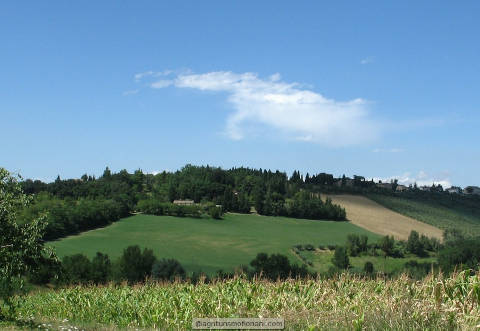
top-left (325, 194), bottom-right (443, 240)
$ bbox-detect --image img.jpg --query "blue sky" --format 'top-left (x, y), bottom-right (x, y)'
top-left (1, 1), bottom-right (479, 187)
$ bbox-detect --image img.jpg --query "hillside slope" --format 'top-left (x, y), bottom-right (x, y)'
top-left (367, 193), bottom-right (480, 237)
top-left (325, 194), bottom-right (443, 240)
top-left (49, 213), bottom-right (377, 275)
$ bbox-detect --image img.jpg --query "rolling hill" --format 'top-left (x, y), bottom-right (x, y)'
top-left (49, 213), bottom-right (378, 275)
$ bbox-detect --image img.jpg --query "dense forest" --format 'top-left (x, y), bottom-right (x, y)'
top-left (19, 164), bottom-right (480, 240)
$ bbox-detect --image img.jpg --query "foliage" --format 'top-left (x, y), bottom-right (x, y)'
top-left (136, 199), bottom-right (203, 218)
top-left (346, 234), bottom-right (368, 257)
top-left (249, 253), bottom-right (310, 280)
top-left (0, 168), bottom-right (56, 320)
top-left (256, 191), bottom-right (346, 221)
top-left (331, 246), bottom-right (349, 269)
top-left (406, 230), bottom-right (427, 257)
top-left (19, 193), bottom-right (129, 240)
top-left (207, 205), bottom-right (223, 219)
top-left (379, 235), bottom-right (395, 257)
top-left (118, 245), bottom-right (156, 284)
top-left (61, 254), bottom-right (92, 285)
top-left (151, 259), bottom-right (186, 281)
top-left (91, 252), bottom-right (112, 284)
top-left (438, 238), bottom-right (480, 273)
top-left (364, 261), bottom-right (374, 274)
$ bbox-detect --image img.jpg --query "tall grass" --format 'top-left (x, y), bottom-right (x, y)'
top-left (14, 271), bottom-right (480, 330)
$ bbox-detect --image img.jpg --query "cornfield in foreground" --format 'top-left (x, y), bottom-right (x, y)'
top-left (13, 271), bottom-right (480, 330)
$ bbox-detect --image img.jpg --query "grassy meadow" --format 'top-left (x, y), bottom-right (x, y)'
top-left (12, 271), bottom-right (480, 330)
top-left (367, 194), bottom-right (480, 237)
top-left (49, 213), bottom-right (378, 275)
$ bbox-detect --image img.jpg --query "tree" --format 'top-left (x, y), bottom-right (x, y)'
top-left (406, 230), bottom-right (426, 257)
top-left (346, 234), bottom-right (360, 256)
top-left (249, 253), bottom-right (308, 280)
top-left (91, 252), bottom-right (111, 284)
top-left (0, 168), bottom-right (57, 319)
top-left (379, 235), bottom-right (395, 257)
top-left (118, 245), bottom-right (156, 284)
top-left (151, 259), bottom-right (185, 281)
top-left (331, 246), bottom-right (349, 269)
top-left (61, 254), bottom-right (92, 284)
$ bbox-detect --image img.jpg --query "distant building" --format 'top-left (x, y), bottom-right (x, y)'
top-left (464, 186), bottom-right (480, 195)
top-left (419, 186), bottom-right (431, 191)
top-left (334, 178), bottom-right (354, 187)
top-left (376, 182), bottom-right (393, 190)
top-left (446, 187), bottom-right (462, 194)
top-left (396, 185), bottom-right (408, 192)
top-left (173, 199), bottom-right (195, 205)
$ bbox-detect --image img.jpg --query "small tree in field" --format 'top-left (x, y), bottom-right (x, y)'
top-left (331, 246), bottom-right (349, 269)
top-left (0, 168), bottom-right (57, 320)
top-left (379, 235), bottom-right (395, 257)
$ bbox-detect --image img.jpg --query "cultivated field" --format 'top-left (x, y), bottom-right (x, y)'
top-left (368, 194), bottom-right (480, 237)
top-left (13, 271), bottom-right (480, 330)
top-left (49, 213), bottom-right (377, 275)
top-left (325, 195), bottom-right (444, 240)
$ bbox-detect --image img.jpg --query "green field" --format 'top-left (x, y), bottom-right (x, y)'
top-left (367, 194), bottom-right (480, 237)
top-left (49, 213), bottom-right (378, 275)
top-left (295, 249), bottom-right (437, 274)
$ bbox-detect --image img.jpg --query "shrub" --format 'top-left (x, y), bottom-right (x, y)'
top-left (364, 261), bottom-right (374, 274)
top-left (208, 206), bottom-right (223, 219)
top-left (304, 244), bottom-right (315, 251)
top-left (438, 238), bottom-right (480, 273)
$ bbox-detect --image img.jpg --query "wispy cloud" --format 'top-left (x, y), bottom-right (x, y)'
top-left (151, 80), bottom-right (173, 88)
top-left (374, 170), bottom-right (452, 188)
top-left (360, 56), bottom-right (375, 65)
top-left (142, 70), bottom-right (381, 146)
top-left (134, 70), bottom-right (173, 82)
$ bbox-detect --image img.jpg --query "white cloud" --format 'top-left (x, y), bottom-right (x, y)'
top-left (360, 56), bottom-right (374, 65)
top-left (151, 80), bottom-right (173, 88)
top-left (134, 70), bottom-right (173, 82)
top-left (134, 71), bottom-right (155, 82)
top-left (374, 171), bottom-right (452, 188)
top-left (146, 70), bottom-right (381, 146)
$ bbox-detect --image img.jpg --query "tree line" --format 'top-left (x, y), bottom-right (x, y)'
top-left (19, 165), bottom-right (351, 240)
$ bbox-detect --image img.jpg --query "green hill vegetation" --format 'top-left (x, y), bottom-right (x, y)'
top-left (49, 213), bottom-right (377, 275)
